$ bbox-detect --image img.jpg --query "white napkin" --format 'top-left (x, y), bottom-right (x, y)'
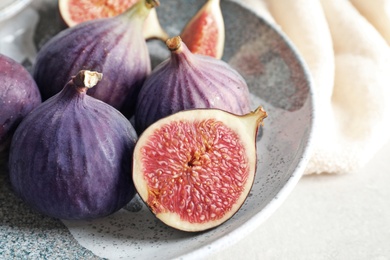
top-left (240, 0), bottom-right (390, 174)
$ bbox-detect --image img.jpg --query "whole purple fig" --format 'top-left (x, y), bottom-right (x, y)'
top-left (0, 54), bottom-right (41, 155)
top-left (33, 0), bottom-right (160, 117)
top-left (9, 70), bottom-right (137, 220)
top-left (134, 36), bottom-right (251, 133)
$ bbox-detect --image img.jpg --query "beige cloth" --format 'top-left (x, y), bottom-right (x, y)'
top-left (237, 0), bottom-right (390, 174)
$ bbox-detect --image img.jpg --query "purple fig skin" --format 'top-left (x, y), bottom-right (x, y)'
top-left (134, 36), bottom-right (251, 134)
top-left (8, 71), bottom-right (137, 220)
top-left (33, 0), bottom-right (156, 117)
top-left (0, 54), bottom-right (41, 154)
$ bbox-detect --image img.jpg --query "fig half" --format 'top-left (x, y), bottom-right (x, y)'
top-left (180, 0), bottom-right (225, 59)
top-left (133, 106), bottom-right (267, 232)
top-left (58, 0), bottom-right (168, 40)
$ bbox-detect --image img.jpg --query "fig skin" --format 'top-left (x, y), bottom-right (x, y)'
top-left (133, 106), bottom-right (267, 232)
top-left (33, 0), bottom-right (159, 117)
top-left (58, 0), bottom-right (168, 41)
top-left (134, 36), bottom-right (251, 134)
top-left (8, 70), bottom-right (137, 220)
top-left (0, 54), bottom-right (41, 154)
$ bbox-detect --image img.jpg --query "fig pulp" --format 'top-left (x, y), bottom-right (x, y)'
top-left (9, 70), bottom-right (137, 220)
top-left (133, 106), bottom-right (267, 232)
top-left (181, 0), bottom-right (225, 59)
top-left (33, 0), bottom-right (159, 117)
top-left (58, 0), bottom-right (168, 40)
top-left (0, 54), bottom-right (41, 155)
top-left (135, 36), bottom-right (251, 134)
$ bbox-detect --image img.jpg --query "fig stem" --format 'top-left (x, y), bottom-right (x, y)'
top-left (121, 0), bottom-right (159, 20)
top-left (73, 70), bottom-right (103, 91)
top-left (166, 36), bottom-right (182, 52)
top-left (242, 106), bottom-right (268, 132)
top-left (145, 0), bottom-right (160, 9)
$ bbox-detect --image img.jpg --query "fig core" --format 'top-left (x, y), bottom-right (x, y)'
top-left (140, 118), bottom-right (249, 223)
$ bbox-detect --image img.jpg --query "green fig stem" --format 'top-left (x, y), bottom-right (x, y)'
top-left (166, 36), bottom-right (182, 52)
top-left (73, 70), bottom-right (103, 93)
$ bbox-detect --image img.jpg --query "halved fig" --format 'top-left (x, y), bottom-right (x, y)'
top-left (180, 0), bottom-right (225, 59)
top-left (133, 106), bottom-right (267, 232)
top-left (58, 0), bottom-right (168, 40)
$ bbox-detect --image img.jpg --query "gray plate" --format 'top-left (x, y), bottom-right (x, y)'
top-left (0, 0), bottom-right (315, 259)
top-left (63, 1), bottom-right (316, 259)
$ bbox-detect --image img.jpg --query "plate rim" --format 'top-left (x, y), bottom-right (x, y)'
top-left (0, 0), bottom-right (33, 23)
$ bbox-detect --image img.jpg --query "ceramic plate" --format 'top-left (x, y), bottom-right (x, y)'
top-left (1, 0), bottom-right (315, 259)
top-left (64, 1), bottom-right (315, 259)
top-left (0, 0), bottom-right (33, 23)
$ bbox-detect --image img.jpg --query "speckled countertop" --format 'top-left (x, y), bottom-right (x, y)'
top-left (0, 158), bottom-right (101, 259)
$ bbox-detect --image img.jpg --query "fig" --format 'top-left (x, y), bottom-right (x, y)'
top-left (0, 54), bottom-right (41, 155)
top-left (135, 36), bottom-right (251, 134)
top-left (58, 0), bottom-right (168, 40)
top-left (33, 0), bottom-right (159, 117)
top-left (181, 0), bottom-right (225, 59)
top-left (8, 70), bottom-right (137, 220)
top-left (133, 106), bottom-right (267, 232)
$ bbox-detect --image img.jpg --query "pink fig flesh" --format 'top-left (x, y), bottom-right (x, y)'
top-left (133, 106), bottom-right (267, 232)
